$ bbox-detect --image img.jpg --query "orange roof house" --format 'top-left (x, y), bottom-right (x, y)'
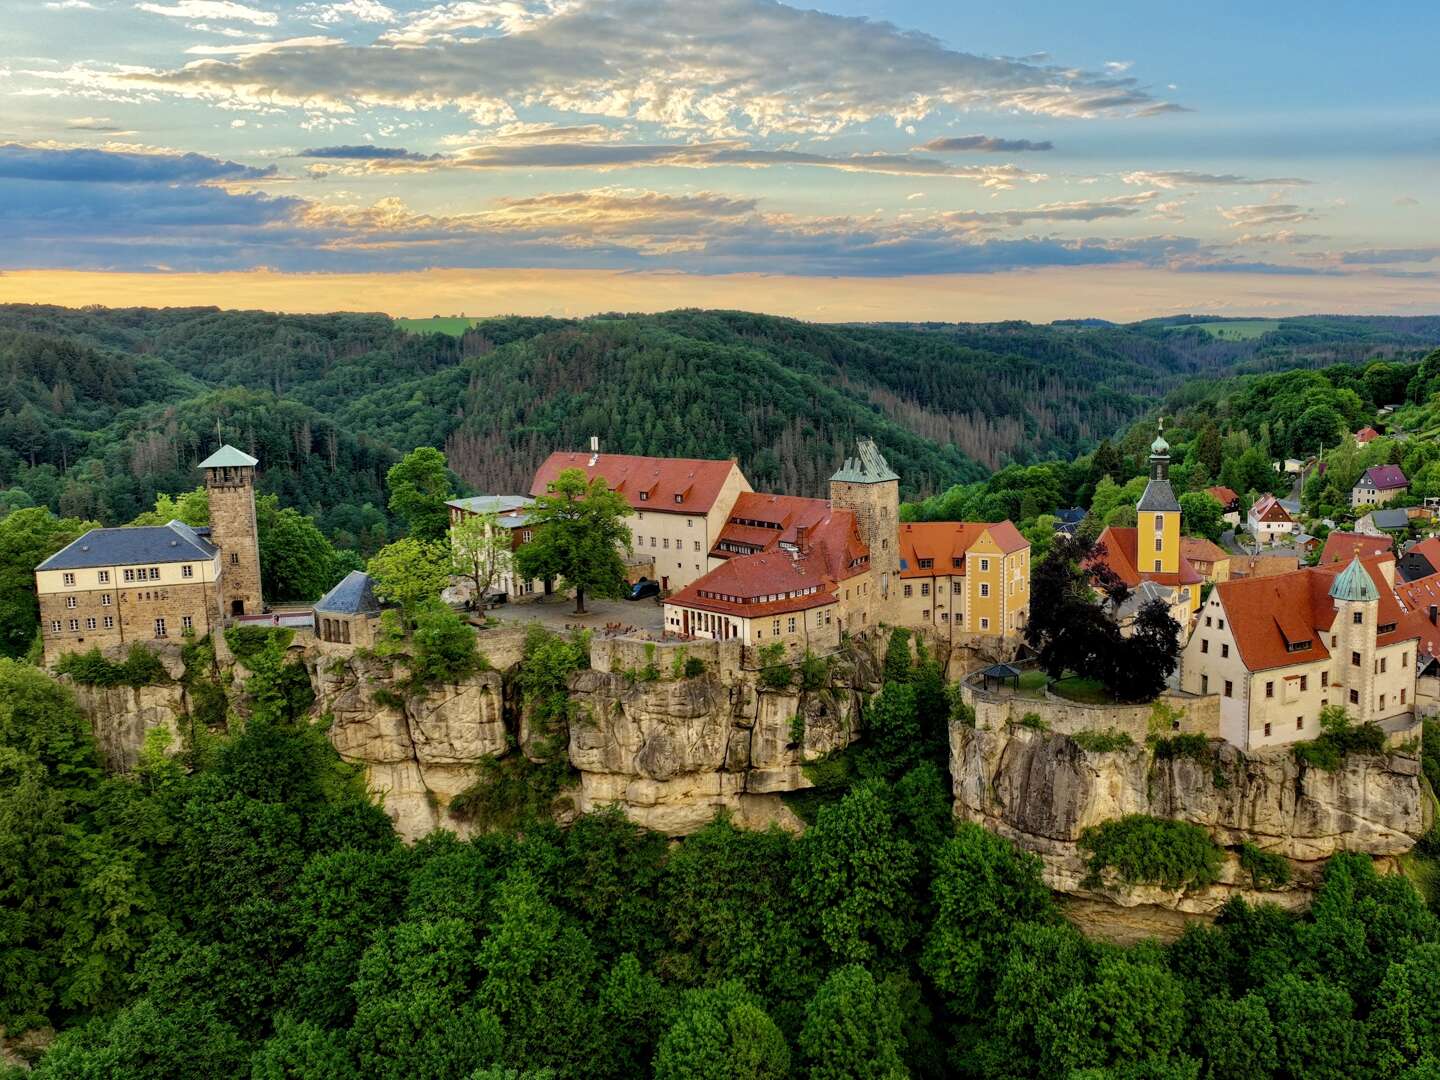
top-left (1355, 426), bottom-right (1381, 445)
top-left (896, 520), bottom-right (1027, 577)
top-left (1206, 486), bottom-right (1240, 511)
top-left (1319, 531), bottom-right (1393, 566)
top-left (531, 450), bottom-right (743, 514)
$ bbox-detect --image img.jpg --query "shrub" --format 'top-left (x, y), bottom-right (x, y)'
top-left (757, 643), bottom-right (792, 690)
top-left (1070, 728), bottom-right (1135, 753)
top-left (1150, 732), bottom-right (1211, 761)
top-left (1079, 814), bottom-right (1223, 891)
top-left (224, 624), bottom-right (293, 663)
top-left (798, 651), bottom-right (829, 692)
top-left (1293, 706), bottom-right (1386, 771)
top-left (405, 601), bottom-right (485, 688)
top-left (56, 644), bottom-right (171, 687)
top-left (1016, 711), bottom-right (1049, 732)
top-left (683, 656), bottom-right (707, 679)
top-left (449, 751), bottom-right (573, 830)
top-left (1239, 842), bottom-right (1292, 889)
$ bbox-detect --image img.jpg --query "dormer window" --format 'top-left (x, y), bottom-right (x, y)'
top-left (639, 491), bottom-right (648, 501)
top-left (1286, 640), bottom-right (1312, 653)
top-left (917, 558), bottom-right (933, 569)
top-left (674, 493), bottom-right (683, 504)
top-left (1379, 622), bottom-right (1397, 634)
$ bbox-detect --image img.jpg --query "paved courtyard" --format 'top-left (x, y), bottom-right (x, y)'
top-left (488, 593), bottom-right (666, 637)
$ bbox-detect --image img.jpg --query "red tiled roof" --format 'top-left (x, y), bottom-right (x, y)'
top-left (896, 520), bottom-right (1027, 579)
top-left (1206, 486), bottom-right (1239, 507)
top-left (666, 550), bottom-right (838, 617)
top-left (1179, 536), bottom-right (1228, 566)
top-left (1249, 494), bottom-right (1292, 523)
top-left (1217, 556), bottom-right (1414, 672)
top-left (1319, 532), bottom-right (1393, 565)
top-left (1230, 554), bottom-right (1301, 579)
top-left (530, 452), bottom-right (742, 514)
top-left (1355, 426), bottom-right (1380, 443)
top-left (1093, 526), bottom-right (1204, 589)
top-left (711, 493), bottom-right (846, 559)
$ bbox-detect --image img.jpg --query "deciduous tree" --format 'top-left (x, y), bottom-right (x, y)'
top-left (515, 468), bottom-right (632, 614)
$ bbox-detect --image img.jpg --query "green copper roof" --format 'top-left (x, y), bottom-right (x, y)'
top-left (1150, 419), bottom-right (1170, 456)
top-left (197, 444), bottom-right (259, 469)
top-left (830, 438), bottom-right (899, 484)
top-left (1329, 556), bottom-right (1379, 603)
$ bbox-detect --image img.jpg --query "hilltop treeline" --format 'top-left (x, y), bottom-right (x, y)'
top-left (6, 306), bottom-right (1437, 536)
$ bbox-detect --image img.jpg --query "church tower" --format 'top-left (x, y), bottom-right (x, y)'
top-left (830, 438), bottom-right (901, 609)
top-left (1137, 420), bottom-right (1181, 576)
top-left (200, 445), bottom-right (263, 617)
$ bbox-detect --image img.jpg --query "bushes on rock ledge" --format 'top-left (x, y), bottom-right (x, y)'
top-left (55, 644), bottom-right (170, 688)
top-left (1293, 706), bottom-right (1386, 771)
top-left (1079, 814), bottom-right (1223, 891)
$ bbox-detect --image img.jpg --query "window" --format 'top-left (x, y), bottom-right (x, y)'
top-left (1206, 616), bottom-right (1212, 627)
top-left (1402, 688), bottom-right (1408, 704)
top-left (98, 570), bottom-right (109, 584)
top-left (1155, 537), bottom-right (1163, 552)
top-left (522, 529), bottom-right (533, 543)
top-left (230, 553), bottom-right (239, 566)
top-left (1218, 619), bottom-right (1225, 630)
top-left (694, 541), bottom-right (701, 552)
top-left (920, 582), bottom-right (930, 597)
top-left (979, 558), bottom-right (989, 572)
top-left (952, 582), bottom-right (962, 594)
top-left (123, 569), bottom-right (136, 582)
top-left (980, 583), bottom-right (990, 598)
top-left (787, 617), bottom-right (796, 633)
top-left (85, 617), bottom-right (96, 630)
top-left (1221, 643), bottom-right (1229, 658)
top-left (1321, 671), bottom-right (1328, 687)
top-left (1265, 681), bottom-right (1274, 698)
top-left (980, 617), bottom-right (990, 630)
top-left (1154, 560), bottom-right (1163, 572)
top-left (917, 558), bottom-right (933, 569)
top-left (154, 618), bottom-right (167, 638)
top-left (66, 596), bottom-right (77, 609)
top-left (942, 612), bottom-right (950, 622)
top-left (182, 564), bottom-right (193, 579)
top-left (103, 616), bottom-right (114, 629)
top-left (1200, 674), bottom-right (1209, 693)
top-left (1349, 688), bottom-right (1360, 705)
top-left (182, 615), bottom-right (193, 631)
top-left (50, 620), bottom-right (61, 633)
top-left (1201, 639), bottom-right (1209, 654)
top-left (148, 567), bottom-right (160, 580)
top-left (1297, 717), bottom-right (1304, 730)
top-left (687, 518), bottom-right (693, 528)
top-left (62, 572), bottom-right (75, 586)
top-left (903, 584), bottom-right (913, 598)
top-left (1353, 611), bottom-right (1363, 625)
top-left (1380, 694), bottom-right (1387, 711)
top-left (922, 609), bottom-right (930, 620)
top-left (1380, 657), bottom-right (1388, 674)
top-left (639, 491), bottom-right (648, 501)
top-left (1224, 680), bottom-right (1233, 697)
top-left (1264, 722), bottom-right (1272, 737)
top-left (1352, 651), bottom-right (1361, 666)
top-left (1154, 514), bottom-right (1164, 531)
top-left (1300, 675), bottom-right (1308, 691)
top-left (674, 494), bottom-right (683, 504)
top-left (68, 618), bottom-right (79, 631)
top-left (101, 594), bottom-right (111, 606)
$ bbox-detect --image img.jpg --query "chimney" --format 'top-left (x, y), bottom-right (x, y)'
top-left (588, 435), bottom-right (599, 467)
top-left (1429, 604), bottom-right (1436, 626)
top-left (795, 525), bottom-right (809, 553)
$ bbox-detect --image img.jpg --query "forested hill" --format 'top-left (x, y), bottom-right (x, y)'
top-left (3, 304), bottom-right (1438, 532)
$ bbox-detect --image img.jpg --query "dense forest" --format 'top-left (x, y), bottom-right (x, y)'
top-left (4, 628), bottom-right (1440, 1079)
top-left (5, 306), bottom-right (1438, 537)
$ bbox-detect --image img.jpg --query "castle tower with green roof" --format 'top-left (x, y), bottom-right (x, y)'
top-left (829, 437), bottom-right (900, 620)
top-left (200, 444), bottom-right (263, 617)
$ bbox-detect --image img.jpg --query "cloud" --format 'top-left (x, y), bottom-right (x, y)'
top-left (916, 135), bottom-right (1053, 153)
top-left (44, 0), bottom-right (96, 8)
top-left (945, 190), bottom-right (1160, 228)
top-left (185, 36), bottom-right (344, 57)
top-left (1394, 195), bottom-right (1420, 207)
top-left (0, 143), bottom-right (276, 183)
top-left (1217, 203), bottom-right (1319, 228)
top-left (1122, 170), bottom-right (1310, 188)
top-left (299, 0), bottom-right (397, 24)
top-left (1336, 247), bottom-right (1440, 265)
top-left (300, 144), bottom-right (439, 160)
top-left (358, 139), bottom-right (1044, 187)
top-left (135, 0), bottom-right (279, 25)
top-left (123, 0), bottom-right (1183, 134)
top-left (64, 116), bottom-right (127, 132)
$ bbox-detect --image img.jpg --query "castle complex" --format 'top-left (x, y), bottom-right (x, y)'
top-left (35, 445), bottom-right (263, 665)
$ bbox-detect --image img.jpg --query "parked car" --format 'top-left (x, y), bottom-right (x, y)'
top-left (484, 592), bottom-right (508, 606)
top-left (628, 578), bottom-right (661, 601)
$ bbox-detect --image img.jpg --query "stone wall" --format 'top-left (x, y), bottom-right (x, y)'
top-left (950, 720), bottom-right (1427, 930)
top-left (961, 680), bottom-right (1220, 741)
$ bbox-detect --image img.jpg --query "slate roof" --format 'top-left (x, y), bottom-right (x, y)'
top-left (447, 495), bottom-right (534, 516)
top-left (531, 452), bottom-right (741, 514)
top-left (197, 444), bottom-right (259, 469)
top-left (1052, 507), bottom-right (1087, 525)
top-left (830, 438), bottom-right (900, 484)
top-left (314, 570), bottom-right (381, 615)
top-left (1359, 464), bottom-right (1408, 491)
top-left (37, 520), bottom-right (217, 571)
top-left (1369, 508), bottom-right (1412, 531)
top-left (1136, 478), bottom-right (1181, 513)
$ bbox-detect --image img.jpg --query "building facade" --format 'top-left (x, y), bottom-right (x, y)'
top-left (202, 445), bottom-right (264, 617)
top-left (1179, 555), bottom-right (1418, 749)
top-left (894, 521), bottom-right (1029, 639)
top-left (1247, 494), bottom-right (1296, 545)
top-left (314, 570), bottom-right (382, 649)
top-left (530, 447), bottom-right (751, 592)
top-left (446, 495), bottom-right (545, 600)
top-left (1352, 464), bottom-right (1408, 509)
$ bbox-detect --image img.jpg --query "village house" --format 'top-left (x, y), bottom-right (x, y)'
top-left (1247, 494), bottom-right (1297, 545)
top-left (1229, 554), bottom-right (1301, 580)
top-left (1320, 531), bottom-right (1393, 566)
top-left (34, 445), bottom-right (264, 665)
top-left (1398, 537), bottom-right (1440, 583)
top-left (1090, 424), bottom-right (1203, 628)
top-left (445, 494), bottom-right (546, 600)
top-left (530, 442), bottom-right (751, 593)
top-left (1179, 555), bottom-right (1419, 750)
top-left (1357, 507), bottom-right (1412, 538)
top-left (1354, 426), bottom-right (1381, 445)
top-left (1352, 464), bottom-right (1408, 509)
top-left (1179, 537), bottom-right (1230, 584)
top-left (1206, 485), bottom-right (1241, 526)
top-left (895, 520), bottom-right (1029, 640)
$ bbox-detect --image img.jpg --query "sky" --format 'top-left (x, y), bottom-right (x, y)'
top-left (1, 0), bottom-right (1438, 320)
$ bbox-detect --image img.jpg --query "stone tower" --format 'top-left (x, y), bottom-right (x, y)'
top-left (830, 438), bottom-right (901, 612)
top-left (200, 444), bottom-right (263, 617)
top-left (1330, 556), bottom-right (1379, 722)
top-left (1137, 420), bottom-right (1181, 576)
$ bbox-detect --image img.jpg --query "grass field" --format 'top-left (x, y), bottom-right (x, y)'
top-left (394, 316), bottom-right (482, 336)
top-left (1180, 319), bottom-right (1283, 340)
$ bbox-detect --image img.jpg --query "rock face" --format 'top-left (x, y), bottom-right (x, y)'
top-left (566, 640), bottom-right (881, 834)
top-left (951, 722), bottom-right (1427, 927)
top-left (68, 681), bottom-right (189, 771)
top-left (313, 651), bottom-right (508, 841)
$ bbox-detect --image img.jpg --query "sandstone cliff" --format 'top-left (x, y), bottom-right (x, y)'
top-left (951, 721), bottom-right (1427, 931)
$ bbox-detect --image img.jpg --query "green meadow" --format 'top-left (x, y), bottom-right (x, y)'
top-left (394, 316), bottom-right (482, 336)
